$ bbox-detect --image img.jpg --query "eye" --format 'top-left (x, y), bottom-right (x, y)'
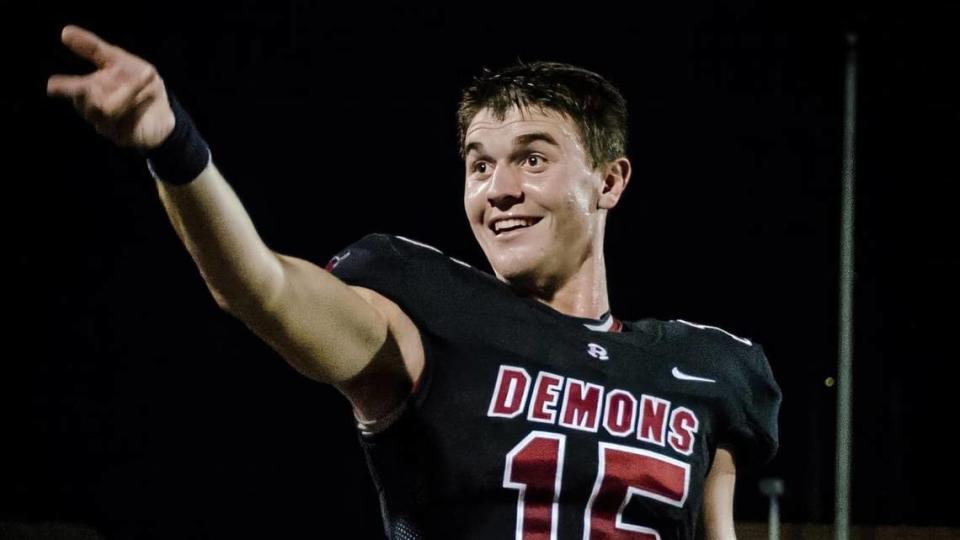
top-left (471, 161), bottom-right (489, 174)
top-left (522, 154), bottom-right (546, 169)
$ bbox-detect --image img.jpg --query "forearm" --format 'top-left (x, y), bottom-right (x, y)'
top-left (155, 162), bottom-right (394, 384)
top-left (155, 161), bottom-right (283, 312)
top-left (49, 25), bottom-right (405, 390)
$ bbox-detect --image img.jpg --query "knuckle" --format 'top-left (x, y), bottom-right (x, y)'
top-left (102, 94), bottom-right (129, 119)
top-left (136, 67), bottom-right (156, 87)
top-left (143, 77), bottom-right (164, 99)
top-left (101, 103), bottom-right (120, 120)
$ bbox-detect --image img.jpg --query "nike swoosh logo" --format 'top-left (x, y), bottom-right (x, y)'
top-left (671, 367), bottom-right (716, 383)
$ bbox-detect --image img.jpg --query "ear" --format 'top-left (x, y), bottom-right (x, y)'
top-left (598, 157), bottom-right (631, 210)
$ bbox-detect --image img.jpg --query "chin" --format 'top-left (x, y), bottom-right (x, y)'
top-left (475, 228), bottom-right (552, 284)
top-left (489, 251), bottom-right (548, 288)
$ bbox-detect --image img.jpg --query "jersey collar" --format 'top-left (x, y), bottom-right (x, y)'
top-left (583, 311), bottom-right (624, 333)
top-left (514, 290), bottom-right (626, 333)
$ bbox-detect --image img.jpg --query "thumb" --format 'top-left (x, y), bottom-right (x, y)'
top-left (61, 25), bottom-right (117, 68)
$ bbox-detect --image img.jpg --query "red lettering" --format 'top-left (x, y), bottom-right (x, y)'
top-left (603, 390), bottom-right (637, 437)
top-left (488, 366), bottom-right (532, 418)
top-left (637, 395), bottom-right (670, 446)
top-left (560, 379), bottom-right (603, 432)
top-left (668, 407), bottom-right (699, 455)
top-left (528, 372), bottom-right (564, 424)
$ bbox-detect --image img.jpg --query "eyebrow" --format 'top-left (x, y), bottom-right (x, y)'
top-left (464, 131), bottom-right (561, 157)
top-left (513, 132), bottom-right (560, 148)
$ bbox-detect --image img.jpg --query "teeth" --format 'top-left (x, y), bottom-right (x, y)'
top-left (494, 218), bottom-right (537, 233)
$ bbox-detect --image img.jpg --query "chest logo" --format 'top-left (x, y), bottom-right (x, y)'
top-left (587, 343), bottom-right (609, 361)
top-left (671, 367), bottom-right (716, 383)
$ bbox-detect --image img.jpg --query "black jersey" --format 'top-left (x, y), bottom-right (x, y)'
top-left (328, 234), bottom-right (781, 540)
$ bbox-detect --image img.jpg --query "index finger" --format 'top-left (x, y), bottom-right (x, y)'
top-left (60, 25), bottom-right (118, 68)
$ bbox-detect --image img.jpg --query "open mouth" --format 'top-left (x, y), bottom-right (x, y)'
top-left (489, 216), bottom-right (543, 236)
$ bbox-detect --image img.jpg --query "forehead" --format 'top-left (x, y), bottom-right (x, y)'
top-left (464, 106), bottom-right (583, 148)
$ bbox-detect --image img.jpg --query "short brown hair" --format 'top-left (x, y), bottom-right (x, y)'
top-left (457, 61), bottom-right (628, 169)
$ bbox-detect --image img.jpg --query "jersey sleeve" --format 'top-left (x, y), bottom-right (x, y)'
top-left (324, 233), bottom-right (437, 419)
top-left (720, 344), bottom-right (782, 466)
top-left (325, 233), bottom-right (410, 295)
top-left (324, 233), bottom-right (477, 327)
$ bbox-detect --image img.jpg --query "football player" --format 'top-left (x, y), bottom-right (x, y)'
top-left (49, 24), bottom-right (780, 540)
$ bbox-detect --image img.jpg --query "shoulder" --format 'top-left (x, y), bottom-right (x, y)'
top-left (640, 318), bottom-right (775, 388)
top-left (632, 317), bottom-right (759, 358)
top-left (654, 318), bottom-right (781, 464)
top-left (326, 233), bottom-right (495, 322)
top-left (626, 317), bottom-right (781, 465)
top-left (326, 233), bottom-right (474, 274)
top-left (668, 319), bottom-right (754, 347)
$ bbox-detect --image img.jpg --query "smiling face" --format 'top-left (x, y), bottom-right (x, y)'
top-left (463, 106), bottom-right (624, 290)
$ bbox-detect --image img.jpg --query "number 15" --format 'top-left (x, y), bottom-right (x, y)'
top-left (504, 431), bottom-right (691, 540)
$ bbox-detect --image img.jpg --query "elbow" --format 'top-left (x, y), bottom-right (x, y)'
top-left (211, 288), bottom-right (234, 313)
top-left (209, 285), bottom-right (242, 314)
top-left (208, 284), bottom-right (263, 317)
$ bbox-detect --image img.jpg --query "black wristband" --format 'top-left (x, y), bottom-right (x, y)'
top-left (142, 94), bottom-right (211, 185)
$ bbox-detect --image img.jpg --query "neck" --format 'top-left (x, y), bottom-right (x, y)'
top-left (511, 236), bottom-right (610, 320)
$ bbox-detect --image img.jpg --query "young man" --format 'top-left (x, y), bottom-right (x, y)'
top-left (49, 24), bottom-right (780, 540)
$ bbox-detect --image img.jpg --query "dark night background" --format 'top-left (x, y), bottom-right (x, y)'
top-left (2, 1), bottom-right (958, 538)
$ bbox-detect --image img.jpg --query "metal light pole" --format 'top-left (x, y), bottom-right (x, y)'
top-left (835, 32), bottom-right (859, 540)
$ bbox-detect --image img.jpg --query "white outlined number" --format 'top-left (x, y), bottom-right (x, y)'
top-left (504, 433), bottom-right (690, 539)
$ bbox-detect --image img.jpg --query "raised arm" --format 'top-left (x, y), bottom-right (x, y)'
top-left (47, 25), bottom-right (423, 422)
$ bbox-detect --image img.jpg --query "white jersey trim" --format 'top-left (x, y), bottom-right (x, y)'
top-left (394, 235), bottom-right (473, 268)
top-left (395, 235), bottom-right (443, 253)
top-left (354, 401), bottom-right (408, 437)
top-left (583, 313), bottom-right (615, 332)
top-left (673, 319), bottom-right (753, 346)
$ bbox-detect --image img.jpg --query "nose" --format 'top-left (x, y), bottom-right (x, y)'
top-left (486, 163), bottom-right (524, 210)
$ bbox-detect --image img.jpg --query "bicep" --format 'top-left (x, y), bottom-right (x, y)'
top-left (230, 253), bottom-right (424, 425)
top-left (702, 447), bottom-right (737, 540)
top-left (232, 254), bottom-right (393, 383)
top-left (335, 286), bottom-right (425, 422)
